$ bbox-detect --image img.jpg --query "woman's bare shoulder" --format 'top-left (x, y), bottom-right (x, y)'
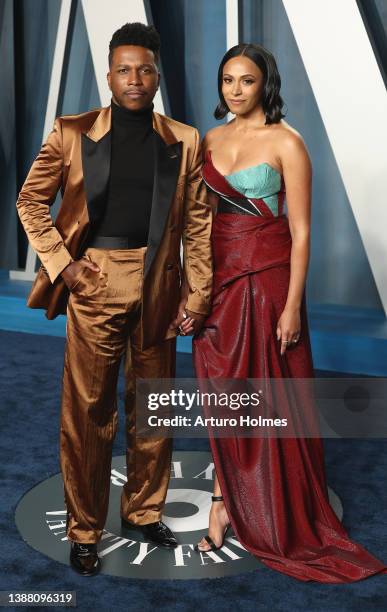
top-left (274, 121), bottom-right (307, 152)
top-left (202, 124), bottom-right (228, 152)
top-left (272, 121), bottom-right (311, 172)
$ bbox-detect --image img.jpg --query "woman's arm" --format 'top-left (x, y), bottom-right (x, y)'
top-left (277, 130), bottom-right (312, 355)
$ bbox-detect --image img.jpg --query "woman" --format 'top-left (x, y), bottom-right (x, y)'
top-left (182, 44), bottom-right (386, 582)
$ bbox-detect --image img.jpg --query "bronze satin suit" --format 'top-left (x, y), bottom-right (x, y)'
top-left (16, 106), bottom-right (213, 543)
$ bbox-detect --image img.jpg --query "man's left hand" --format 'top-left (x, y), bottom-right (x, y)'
top-left (178, 309), bottom-right (205, 336)
top-left (168, 304), bottom-right (205, 337)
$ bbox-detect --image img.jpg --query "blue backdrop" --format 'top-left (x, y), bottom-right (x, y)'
top-left (1, 0), bottom-right (386, 313)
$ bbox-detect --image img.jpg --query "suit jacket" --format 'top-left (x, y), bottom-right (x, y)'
top-left (16, 106), bottom-right (213, 349)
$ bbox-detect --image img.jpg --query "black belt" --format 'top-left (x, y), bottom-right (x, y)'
top-left (88, 236), bottom-right (147, 249)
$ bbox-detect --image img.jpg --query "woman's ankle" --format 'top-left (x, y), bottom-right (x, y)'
top-left (210, 500), bottom-right (228, 520)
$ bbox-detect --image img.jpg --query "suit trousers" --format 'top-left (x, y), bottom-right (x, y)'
top-left (60, 246), bottom-right (175, 543)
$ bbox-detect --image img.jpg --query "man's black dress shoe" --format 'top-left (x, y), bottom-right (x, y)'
top-left (70, 542), bottom-right (101, 576)
top-left (121, 518), bottom-right (178, 548)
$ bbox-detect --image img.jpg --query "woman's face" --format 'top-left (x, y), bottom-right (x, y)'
top-left (222, 55), bottom-right (264, 116)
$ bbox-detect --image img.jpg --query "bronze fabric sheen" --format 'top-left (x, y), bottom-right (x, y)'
top-left (16, 105), bottom-right (213, 544)
top-left (62, 247), bottom-right (175, 543)
top-left (16, 106), bottom-right (213, 349)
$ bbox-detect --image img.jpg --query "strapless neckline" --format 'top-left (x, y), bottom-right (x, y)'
top-left (202, 149), bottom-right (285, 217)
top-left (208, 150), bottom-right (282, 179)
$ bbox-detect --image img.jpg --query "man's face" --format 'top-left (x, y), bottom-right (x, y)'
top-left (107, 45), bottom-right (160, 111)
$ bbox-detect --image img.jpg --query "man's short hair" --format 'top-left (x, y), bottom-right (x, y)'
top-left (109, 22), bottom-right (160, 66)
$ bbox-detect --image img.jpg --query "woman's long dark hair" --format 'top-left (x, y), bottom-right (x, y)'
top-left (214, 43), bottom-right (285, 124)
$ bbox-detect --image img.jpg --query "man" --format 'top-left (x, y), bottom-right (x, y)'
top-left (16, 22), bottom-right (212, 576)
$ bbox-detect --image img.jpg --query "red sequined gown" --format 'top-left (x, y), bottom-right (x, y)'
top-left (192, 151), bottom-right (386, 582)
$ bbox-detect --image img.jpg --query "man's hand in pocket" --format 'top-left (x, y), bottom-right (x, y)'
top-left (61, 257), bottom-right (100, 290)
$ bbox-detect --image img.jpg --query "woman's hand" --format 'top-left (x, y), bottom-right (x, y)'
top-left (276, 307), bottom-right (301, 355)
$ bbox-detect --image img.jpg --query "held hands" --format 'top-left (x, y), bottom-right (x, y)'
top-left (168, 298), bottom-right (205, 337)
top-left (276, 306), bottom-right (301, 355)
top-left (61, 256), bottom-right (100, 290)
top-left (180, 309), bottom-right (206, 336)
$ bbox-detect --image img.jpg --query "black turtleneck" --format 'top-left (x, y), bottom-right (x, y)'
top-left (95, 100), bottom-right (155, 245)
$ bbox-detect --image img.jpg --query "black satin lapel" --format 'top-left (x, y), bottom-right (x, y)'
top-left (81, 132), bottom-right (111, 226)
top-left (144, 134), bottom-right (182, 277)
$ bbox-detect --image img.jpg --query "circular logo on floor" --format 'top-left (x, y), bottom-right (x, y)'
top-left (15, 451), bottom-right (342, 580)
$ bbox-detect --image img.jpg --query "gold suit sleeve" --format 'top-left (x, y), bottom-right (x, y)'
top-left (16, 119), bottom-right (73, 283)
top-left (182, 129), bottom-right (213, 315)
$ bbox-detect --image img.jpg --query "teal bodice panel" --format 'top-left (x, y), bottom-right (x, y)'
top-left (225, 163), bottom-right (283, 216)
